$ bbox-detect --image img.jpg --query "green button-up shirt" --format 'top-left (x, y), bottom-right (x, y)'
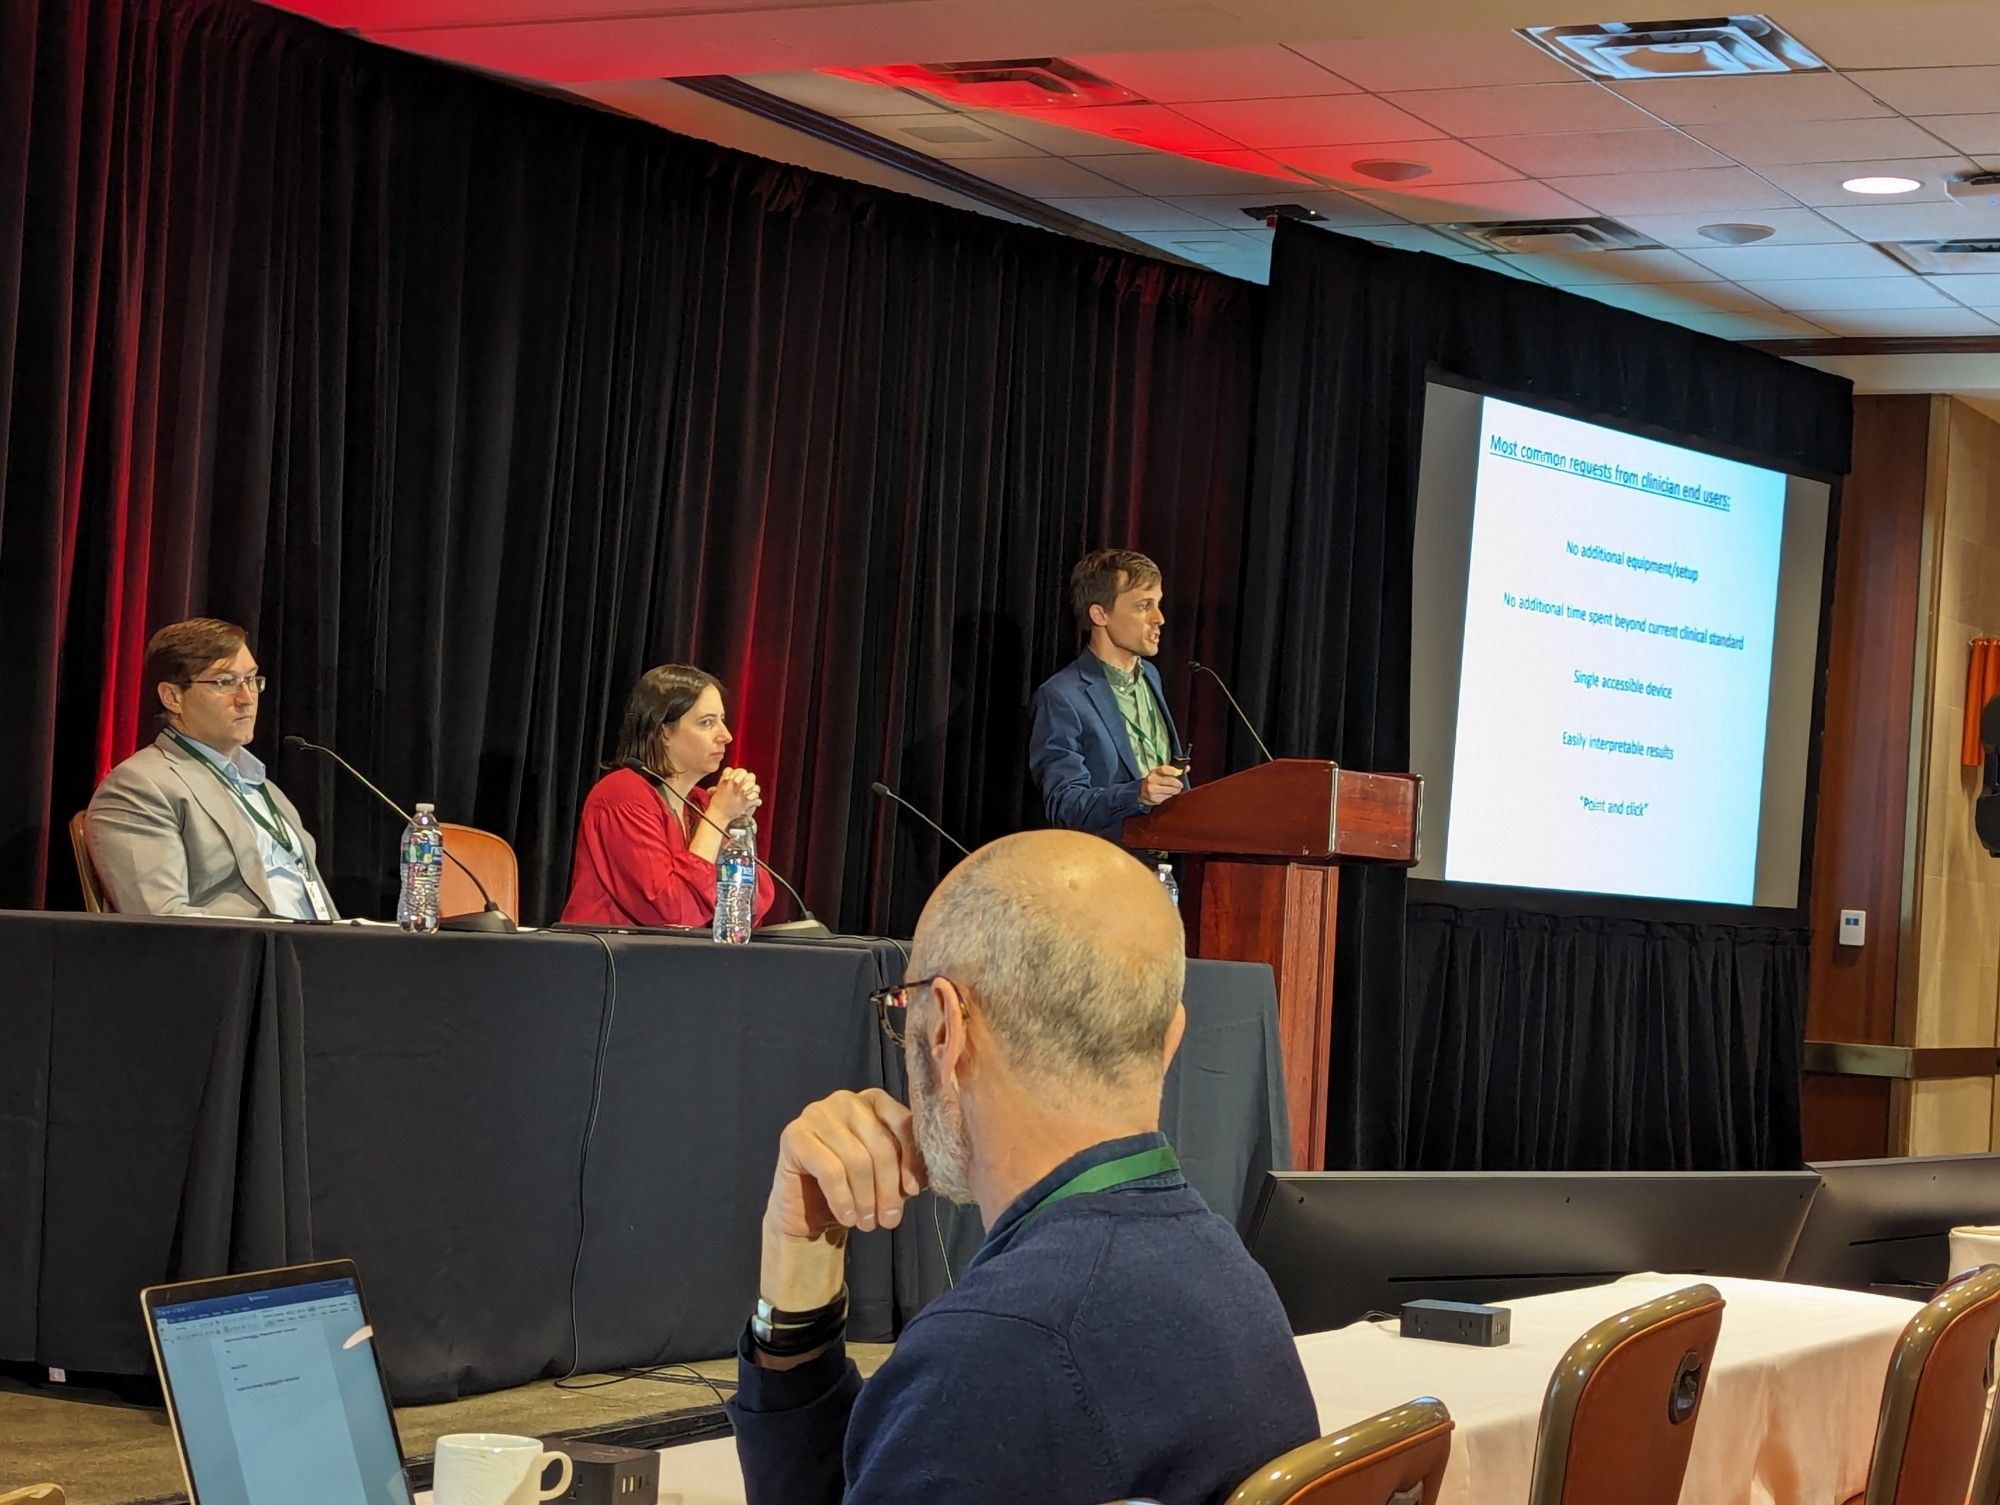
top-left (1102, 660), bottom-right (1171, 775)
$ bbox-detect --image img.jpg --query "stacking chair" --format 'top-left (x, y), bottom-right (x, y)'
top-left (68, 812), bottom-right (109, 913)
top-left (1847, 1264), bottom-right (2000, 1505)
top-left (438, 821), bottom-right (519, 921)
top-left (1527, 1282), bottom-right (1725, 1505)
top-left (1225, 1397), bottom-right (1454, 1505)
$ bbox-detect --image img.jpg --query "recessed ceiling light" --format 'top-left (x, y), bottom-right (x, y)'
top-left (1697, 222), bottom-right (1776, 245)
top-left (1842, 175), bottom-right (1922, 195)
top-left (1351, 158), bottom-right (1432, 183)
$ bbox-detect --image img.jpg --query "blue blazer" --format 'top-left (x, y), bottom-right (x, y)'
top-left (1029, 650), bottom-right (1187, 842)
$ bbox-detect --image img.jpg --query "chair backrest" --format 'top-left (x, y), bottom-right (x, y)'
top-left (439, 823), bottom-right (519, 921)
top-left (0, 1485), bottom-right (67, 1504)
top-left (68, 812), bottom-right (109, 914)
top-left (1527, 1283), bottom-right (1725, 1505)
top-left (1862, 1264), bottom-right (2000, 1505)
top-left (1227, 1397), bottom-right (1454, 1505)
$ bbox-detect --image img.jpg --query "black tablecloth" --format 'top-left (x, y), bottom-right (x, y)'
top-left (0, 913), bottom-right (1288, 1401)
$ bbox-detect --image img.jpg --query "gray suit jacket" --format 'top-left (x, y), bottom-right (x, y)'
top-left (87, 732), bottom-right (336, 918)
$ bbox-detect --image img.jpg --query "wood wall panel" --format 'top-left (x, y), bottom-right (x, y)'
top-left (1801, 1074), bottom-right (1896, 1163)
top-left (1806, 395), bottom-right (1929, 1048)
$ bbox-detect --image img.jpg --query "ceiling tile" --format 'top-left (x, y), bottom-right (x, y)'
top-left (1285, 33), bottom-right (1580, 92)
top-left (1738, 276), bottom-right (1952, 310)
top-left (1328, 223), bottom-right (1485, 256)
top-left (1172, 94), bottom-right (1444, 148)
top-left (1616, 208), bottom-right (1854, 249)
top-left (962, 109), bottom-right (1151, 156)
top-left (1669, 310), bottom-right (1832, 339)
top-left (1684, 241), bottom-right (1906, 278)
top-left (1470, 129), bottom-right (1728, 178)
top-left (1345, 179), bottom-right (1597, 224)
top-left (1041, 197), bottom-right (1228, 233)
top-left (1803, 306), bottom-right (2000, 336)
top-left (1082, 150), bottom-right (1313, 195)
top-left (1757, 157), bottom-right (1971, 207)
top-left (1167, 191), bottom-right (1401, 230)
top-left (1608, 73), bottom-right (1893, 126)
top-left (1684, 116), bottom-right (1959, 166)
top-left (739, 72), bottom-right (946, 118)
top-left (1790, 5), bottom-right (2000, 69)
top-left (1127, 228), bottom-right (1276, 259)
top-left (1914, 115), bottom-right (2000, 155)
top-left (1066, 46), bottom-right (1356, 103)
top-left (1926, 273), bottom-right (2000, 306)
top-left (999, 104), bottom-right (1243, 155)
top-left (1384, 83), bottom-right (1651, 137)
top-left (1498, 247), bottom-right (1724, 286)
top-left (1275, 138), bottom-right (1521, 188)
top-left (1854, 66), bottom-right (2000, 117)
top-left (1815, 199), bottom-right (2000, 239)
top-left (1564, 281), bottom-right (1784, 316)
top-left (960, 157), bottom-right (1141, 197)
top-left (848, 116), bottom-right (1044, 159)
top-left (1547, 167), bottom-right (1801, 216)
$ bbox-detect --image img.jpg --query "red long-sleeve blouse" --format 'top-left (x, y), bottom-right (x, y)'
top-left (560, 767), bottom-right (775, 928)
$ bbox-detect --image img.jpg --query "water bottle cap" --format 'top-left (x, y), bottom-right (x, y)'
top-left (415, 802), bottom-right (435, 813)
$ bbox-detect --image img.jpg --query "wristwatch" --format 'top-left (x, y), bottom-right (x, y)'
top-left (751, 1286), bottom-right (849, 1357)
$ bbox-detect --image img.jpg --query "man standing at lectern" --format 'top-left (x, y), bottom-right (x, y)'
top-left (1029, 549), bottom-right (1188, 842)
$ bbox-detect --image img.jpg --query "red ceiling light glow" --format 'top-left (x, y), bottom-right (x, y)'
top-left (822, 59), bottom-right (1139, 110)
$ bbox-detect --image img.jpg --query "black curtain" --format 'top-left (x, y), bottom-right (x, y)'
top-left (1238, 223), bottom-right (1850, 1170)
top-left (0, 0), bottom-right (1256, 930)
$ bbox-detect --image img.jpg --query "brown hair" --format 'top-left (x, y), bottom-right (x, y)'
top-left (1069, 549), bottom-right (1161, 633)
top-left (145, 618), bottom-right (249, 717)
top-left (613, 664), bottom-right (723, 779)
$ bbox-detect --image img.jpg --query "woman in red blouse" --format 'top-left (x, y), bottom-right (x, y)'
top-left (561, 664), bottom-right (776, 928)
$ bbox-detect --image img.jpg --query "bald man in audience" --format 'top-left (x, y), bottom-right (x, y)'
top-left (727, 830), bottom-right (1316, 1504)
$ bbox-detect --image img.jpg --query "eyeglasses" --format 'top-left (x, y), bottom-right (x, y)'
top-left (869, 975), bottom-right (952, 1048)
top-left (186, 673), bottom-right (267, 695)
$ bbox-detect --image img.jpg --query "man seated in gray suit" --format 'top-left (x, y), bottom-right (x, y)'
top-left (87, 617), bottom-right (336, 919)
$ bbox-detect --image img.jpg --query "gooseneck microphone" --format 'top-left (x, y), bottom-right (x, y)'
top-left (869, 782), bottom-right (972, 858)
top-left (283, 735), bottom-right (518, 933)
top-left (1187, 661), bottom-right (1275, 764)
top-left (621, 761), bottom-right (827, 935)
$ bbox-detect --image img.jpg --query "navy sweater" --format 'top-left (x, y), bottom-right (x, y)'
top-left (728, 1133), bottom-right (1318, 1505)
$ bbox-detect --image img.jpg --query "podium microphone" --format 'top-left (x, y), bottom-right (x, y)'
top-left (620, 761), bottom-right (828, 935)
top-left (1188, 661), bottom-right (1275, 764)
top-left (869, 782), bottom-right (972, 858)
top-left (283, 735), bottom-right (518, 932)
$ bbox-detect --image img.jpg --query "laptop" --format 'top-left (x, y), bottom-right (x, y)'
top-left (141, 1260), bottom-right (414, 1505)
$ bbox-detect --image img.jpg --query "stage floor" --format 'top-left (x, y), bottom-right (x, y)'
top-left (1, 1345), bottom-right (894, 1504)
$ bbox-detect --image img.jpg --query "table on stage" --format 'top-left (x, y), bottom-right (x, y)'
top-left (0, 911), bottom-right (1288, 1402)
top-left (528, 1274), bottom-right (1912, 1505)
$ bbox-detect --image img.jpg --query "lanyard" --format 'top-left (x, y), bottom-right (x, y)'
top-left (168, 730), bottom-right (303, 860)
top-left (1017, 1144), bottom-right (1182, 1229)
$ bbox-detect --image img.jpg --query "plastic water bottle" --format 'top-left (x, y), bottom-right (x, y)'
top-left (397, 803), bottom-right (444, 934)
top-left (1155, 861), bottom-right (1180, 909)
top-left (713, 817), bottom-right (758, 945)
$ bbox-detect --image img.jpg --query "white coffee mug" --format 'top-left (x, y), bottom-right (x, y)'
top-left (431, 1433), bottom-right (572, 1505)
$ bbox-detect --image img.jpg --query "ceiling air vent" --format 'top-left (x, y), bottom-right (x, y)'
top-left (823, 59), bottom-right (1140, 109)
top-left (1522, 16), bottom-right (1826, 79)
top-left (1437, 218), bottom-right (1662, 254)
top-left (1880, 239), bottom-right (2000, 275)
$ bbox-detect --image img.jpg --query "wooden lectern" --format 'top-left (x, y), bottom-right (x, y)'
top-left (1124, 759), bottom-right (1422, 1170)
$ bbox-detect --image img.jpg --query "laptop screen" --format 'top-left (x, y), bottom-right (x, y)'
top-left (150, 1273), bottom-right (410, 1505)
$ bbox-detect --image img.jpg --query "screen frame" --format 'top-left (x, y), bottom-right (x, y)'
top-left (1408, 366), bottom-right (1846, 927)
top-left (140, 1258), bottom-right (415, 1505)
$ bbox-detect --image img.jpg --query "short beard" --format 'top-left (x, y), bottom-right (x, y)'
top-left (909, 1041), bottom-right (977, 1207)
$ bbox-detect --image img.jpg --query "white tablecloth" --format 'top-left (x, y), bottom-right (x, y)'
top-left (1296, 1273), bottom-right (1914, 1505)
top-left (422, 1274), bottom-right (1915, 1505)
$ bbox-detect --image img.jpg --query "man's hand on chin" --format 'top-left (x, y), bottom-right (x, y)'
top-left (754, 1088), bottom-right (927, 1366)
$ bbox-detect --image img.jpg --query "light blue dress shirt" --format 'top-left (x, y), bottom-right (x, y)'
top-left (180, 735), bottom-right (330, 921)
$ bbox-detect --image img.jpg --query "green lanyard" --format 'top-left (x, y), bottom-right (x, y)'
top-left (168, 730), bottom-right (303, 860)
top-left (1017, 1144), bottom-right (1182, 1228)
